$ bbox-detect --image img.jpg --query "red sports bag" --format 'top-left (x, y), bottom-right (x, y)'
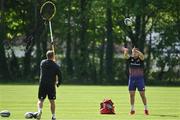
top-left (100, 99), bottom-right (115, 114)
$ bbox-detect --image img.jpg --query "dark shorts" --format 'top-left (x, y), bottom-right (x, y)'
top-left (38, 84), bottom-right (56, 100)
top-left (128, 76), bottom-right (145, 91)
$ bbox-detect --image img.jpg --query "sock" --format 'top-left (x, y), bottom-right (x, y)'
top-left (38, 107), bottom-right (42, 113)
top-left (131, 105), bottom-right (135, 111)
top-left (52, 114), bottom-right (56, 118)
top-left (144, 105), bottom-right (148, 110)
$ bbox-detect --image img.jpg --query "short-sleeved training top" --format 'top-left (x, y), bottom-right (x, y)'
top-left (39, 59), bottom-right (62, 86)
top-left (128, 56), bottom-right (144, 77)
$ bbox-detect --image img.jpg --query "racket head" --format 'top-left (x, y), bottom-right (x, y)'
top-left (40, 1), bottom-right (56, 21)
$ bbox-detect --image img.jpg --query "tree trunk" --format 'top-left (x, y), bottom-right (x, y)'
top-left (105, 0), bottom-right (114, 83)
top-left (99, 32), bottom-right (105, 84)
top-left (35, 1), bottom-right (43, 75)
top-left (158, 61), bottom-right (165, 81)
top-left (24, 47), bottom-right (32, 77)
top-left (41, 24), bottom-right (48, 59)
top-left (0, 0), bottom-right (10, 81)
top-left (145, 31), bottom-right (152, 80)
top-left (66, 0), bottom-right (73, 77)
top-left (91, 17), bottom-right (97, 84)
top-left (79, 0), bottom-right (89, 82)
top-left (139, 15), bottom-right (146, 51)
top-left (134, 15), bottom-right (141, 47)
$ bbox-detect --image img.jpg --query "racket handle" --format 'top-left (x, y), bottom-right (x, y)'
top-left (49, 21), bottom-right (56, 61)
top-left (51, 44), bottom-right (56, 61)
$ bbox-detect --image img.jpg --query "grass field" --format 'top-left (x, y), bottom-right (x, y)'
top-left (0, 85), bottom-right (180, 120)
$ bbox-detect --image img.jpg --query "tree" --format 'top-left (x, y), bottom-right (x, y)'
top-left (0, 0), bottom-right (11, 81)
top-left (105, 0), bottom-right (114, 83)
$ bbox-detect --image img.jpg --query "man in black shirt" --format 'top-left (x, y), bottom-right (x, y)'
top-left (37, 50), bottom-right (62, 120)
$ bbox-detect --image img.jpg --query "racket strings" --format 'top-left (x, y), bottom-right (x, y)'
top-left (40, 1), bottom-right (56, 21)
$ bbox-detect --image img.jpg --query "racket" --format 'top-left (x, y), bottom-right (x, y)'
top-left (40, 1), bottom-right (56, 60)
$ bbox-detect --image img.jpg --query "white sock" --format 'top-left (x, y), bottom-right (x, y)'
top-left (144, 105), bottom-right (148, 110)
top-left (52, 114), bottom-right (56, 118)
top-left (131, 105), bottom-right (135, 111)
top-left (38, 108), bottom-right (42, 113)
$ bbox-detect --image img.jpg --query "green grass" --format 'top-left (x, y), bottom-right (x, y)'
top-left (0, 85), bottom-right (180, 120)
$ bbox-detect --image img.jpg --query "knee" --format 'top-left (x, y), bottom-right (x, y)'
top-left (130, 93), bottom-right (135, 98)
top-left (38, 99), bottom-right (44, 104)
top-left (140, 93), bottom-right (146, 99)
top-left (50, 100), bottom-right (55, 104)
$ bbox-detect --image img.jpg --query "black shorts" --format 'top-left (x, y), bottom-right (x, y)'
top-left (38, 84), bottom-right (56, 100)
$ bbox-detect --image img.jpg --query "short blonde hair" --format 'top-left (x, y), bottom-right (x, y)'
top-left (46, 50), bottom-right (54, 59)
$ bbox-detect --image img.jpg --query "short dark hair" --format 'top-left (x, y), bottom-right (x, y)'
top-left (46, 50), bottom-right (54, 59)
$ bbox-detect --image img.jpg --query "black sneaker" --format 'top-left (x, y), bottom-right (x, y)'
top-left (33, 112), bottom-right (39, 119)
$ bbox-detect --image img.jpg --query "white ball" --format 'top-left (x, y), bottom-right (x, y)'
top-left (124, 18), bottom-right (133, 26)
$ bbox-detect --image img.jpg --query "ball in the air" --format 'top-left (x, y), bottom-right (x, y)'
top-left (24, 112), bottom-right (34, 119)
top-left (0, 110), bottom-right (11, 117)
top-left (124, 18), bottom-right (133, 26)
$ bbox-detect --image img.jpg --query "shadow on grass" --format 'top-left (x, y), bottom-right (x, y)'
top-left (151, 114), bottom-right (179, 118)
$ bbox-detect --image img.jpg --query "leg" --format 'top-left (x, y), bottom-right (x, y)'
top-left (48, 86), bottom-right (56, 120)
top-left (139, 91), bottom-right (147, 106)
top-left (139, 91), bottom-right (149, 115)
top-left (129, 91), bottom-right (136, 107)
top-left (37, 99), bottom-right (44, 112)
top-left (38, 85), bottom-right (46, 112)
top-left (37, 85), bottom-right (46, 120)
top-left (36, 99), bottom-right (44, 120)
top-left (129, 91), bottom-right (136, 114)
top-left (137, 77), bottom-right (149, 115)
top-left (128, 77), bottom-right (136, 114)
top-left (49, 99), bottom-right (55, 115)
top-left (136, 77), bottom-right (148, 109)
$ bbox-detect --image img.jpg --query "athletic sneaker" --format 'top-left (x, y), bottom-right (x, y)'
top-left (52, 117), bottom-right (56, 120)
top-left (33, 112), bottom-right (39, 119)
top-left (130, 110), bottom-right (135, 115)
top-left (36, 111), bottom-right (42, 120)
top-left (144, 110), bottom-right (149, 115)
